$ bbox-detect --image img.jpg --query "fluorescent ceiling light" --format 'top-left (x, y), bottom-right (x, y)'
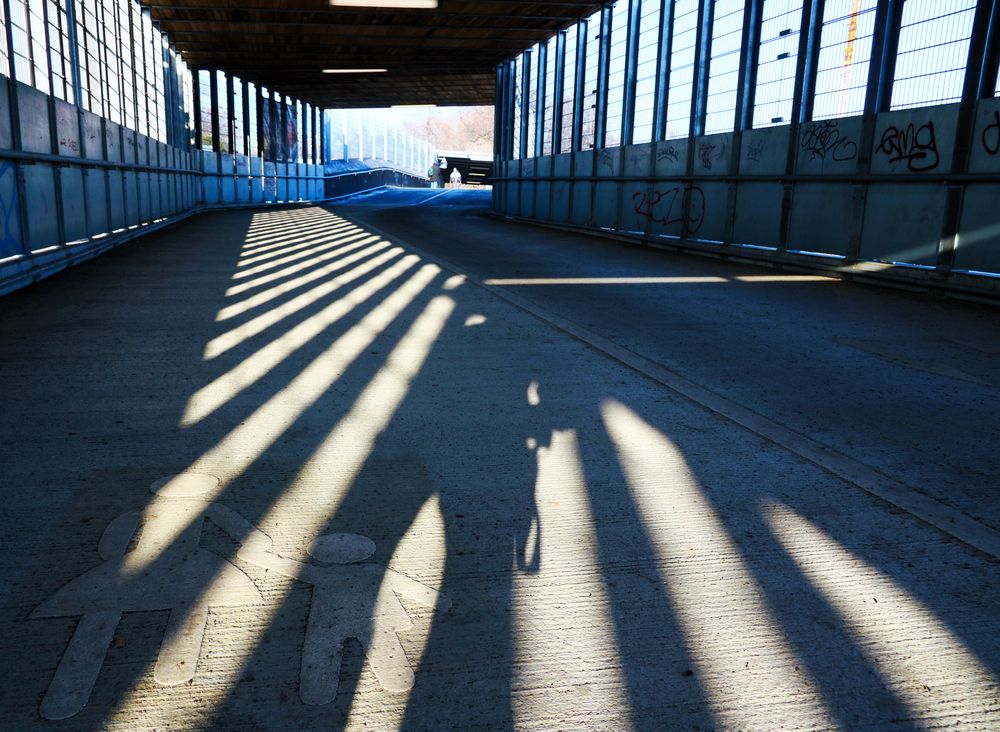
top-left (391, 104), bottom-right (436, 108)
top-left (322, 68), bottom-right (388, 74)
top-left (329, 1), bottom-right (438, 7)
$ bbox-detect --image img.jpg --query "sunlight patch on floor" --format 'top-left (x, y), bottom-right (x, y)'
top-left (601, 400), bottom-right (833, 731)
top-left (765, 501), bottom-right (1000, 725)
top-left (511, 428), bottom-right (631, 729)
top-left (185, 254), bottom-right (420, 425)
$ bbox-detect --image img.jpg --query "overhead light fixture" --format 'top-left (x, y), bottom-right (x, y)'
top-left (329, 1), bottom-right (438, 7)
top-left (391, 104), bottom-right (436, 108)
top-left (322, 68), bottom-right (388, 74)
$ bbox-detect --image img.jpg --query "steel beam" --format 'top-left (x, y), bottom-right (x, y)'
top-left (652, 0), bottom-right (675, 141)
top-left (789, 0), bottom-right (818, 127)
top-left (690, 0), bottom-right (714, 138)
top-left (210, 71), bottom-right (220, 153)
top-left (798, 0), bottom-right (826, 123)
top-left (572, 18), bottom-right (587, 152)
top-left (594, 5), bottom-right (612, 148)
top-left (553, 30), bottom-right (567, 155)
top-left (535, 40), bottom-right (548, 157)
top-left (622, 0), bottom-right (642, 145)
top-left (519, 51), bottom-right (531, 159)
top-left (735, 0), bottom-right (763, 131)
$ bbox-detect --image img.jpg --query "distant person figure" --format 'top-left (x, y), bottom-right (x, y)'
top-left (449, 167), bottom-right (462, 188)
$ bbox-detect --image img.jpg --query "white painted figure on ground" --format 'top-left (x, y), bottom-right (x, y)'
top-left (31, 473), bottom-right (271, 720)
top-left (239, 532), bottom-right (450, 705)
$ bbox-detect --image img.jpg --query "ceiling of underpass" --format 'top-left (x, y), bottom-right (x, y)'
top-left (142, 0), bottom-right (603, 108)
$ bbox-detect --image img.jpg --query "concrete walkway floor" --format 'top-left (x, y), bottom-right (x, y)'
top-left (0, 188), bottom-right (998, 731)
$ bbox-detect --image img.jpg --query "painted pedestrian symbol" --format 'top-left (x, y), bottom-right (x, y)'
top-left (240, 532), bottom-right (450, 705)
top-left (31, 474), bottom-right (450, 718)
top-left (31, 474), bottom-right (269, 720)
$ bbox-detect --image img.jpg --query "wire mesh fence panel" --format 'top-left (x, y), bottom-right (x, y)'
top-left (753, 0), bottom-right (804, 127)
top-left (542, 35), bottom-right (557, 155)
top-left (525, 46), bottom-right (538, 156)
top-left (512, 56), bottom-right (523, 158)
top-left (581, 9), bottom-right (602, 149)
top-left (633, 0), bottom-right (662, 143)
top-left (704, 0), bottom-right (746, 134)
top-left (812, 0), bottom-right (878, 120)
top-left (560, 24), bottom-right (578, 153)
top-left (665, 0), bottom-right (700, 139)
top-left (605, 1), bottom-right (630, 148)
top-left (890, 0), bottom-right (976, 110)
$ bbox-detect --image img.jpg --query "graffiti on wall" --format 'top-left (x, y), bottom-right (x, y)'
top-left (877, 121), bottom-right (939, 171)
top-left (746, 138), bottom-right (765, 163)
top-left (632, 186), bottom-right (706, 233)
top-left (982, 111), bottom-right (1000, 156)
top-left (799, 121), bottom-right (858, 162)
top-left (598, 149), bottom-right (615, 174)
top-left (698, 141), bottom-right (726, 170)
top-left (657, 144), bottom-right (681, 164)
top-left (0, 161), bottom-right (23, 258)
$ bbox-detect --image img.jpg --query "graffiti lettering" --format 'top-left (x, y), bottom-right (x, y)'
top-left (699, 142), bottom-right (716, 169)
top-left (657, 145), bottom-right (680, 163)
top-left (746, 139), bottom-right (765, 163)
top-left (877, 121), bottom-right (939, 172)
top-left (799, 120), bottom-right (858, 162)
top-left (60, 137), bottom-right (80, 153)
top-left (633, 186), bottom-right (706, 234)
top-left (982, 111), bottom-right (1000, 156)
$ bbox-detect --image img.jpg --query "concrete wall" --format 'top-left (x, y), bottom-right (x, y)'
top-left (494, 99), bottom-right (1000, 299)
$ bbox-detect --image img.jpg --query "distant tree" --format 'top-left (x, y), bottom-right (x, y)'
top-left (402, 106), bottom-right (494, 153)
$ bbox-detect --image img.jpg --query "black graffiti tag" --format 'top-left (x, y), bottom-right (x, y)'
top-left (699, 142), bottom-right (716, 169)
top-left (746, 139), bottom-right (765, 163)
top-left (657, 145), bottom-right (680, 163)
top-left (877, 121), bottom-right (939, 172)
top-left (982, 111), bottom-right (1000, 156)
top-left (799, 120), bottom-right (858, 162)
top-left (633, 186), bottom-right (706, 234)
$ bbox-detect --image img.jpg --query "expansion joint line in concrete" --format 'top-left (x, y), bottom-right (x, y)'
top-left (337, 210), bottom-right (1000, 563)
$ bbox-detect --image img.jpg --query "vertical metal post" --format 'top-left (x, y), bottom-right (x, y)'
top-left (534, 41), bottom-right (547, 157)
top-left (552, 32), bottom-right (567, 154)
top-left (976, 0), bottom-right (1000, 99)
top-left (241, 76), bottom-right (250, 155)
top-left (622, 0), bottom-right (642, 146)
top-left (39, 0), bottom-right (57, 97)
top-left (519, 51), bottom-right (531, 159)
top-left (798, 0), bottom-right (826, 123)
top-left (256, 85), bottom-right (265, 158)
top-left (494, 64), bottom-right (504, 160)
top-left (38, 0), bottom-right (70, 246)
top-left (225, 73), bottom-right (235, 154)
top-left (594, 5), bottom-right (613, 148)
top-left (865, 0), bottom-right (904, 116)
top-left (572, 19), bottom-right (587, 152)
top-left (319, 107), bottom-right (325, 165)
top-left (936, 0), bottom-right (1000, 274)
top-left (209, 70), bottom-right (220, 153)
top-left (789, 0), bottom-right (818, 126)
top-left (192, 70), bottom-right (202, 149)
top-left (735, 0), bottom-right (764, 132)
top-left (66, 0), bottom-right (84, 104)
top-left (690, 0), bottom-right (714, 139)
top-left (652, 0), bottom-right (676, 141)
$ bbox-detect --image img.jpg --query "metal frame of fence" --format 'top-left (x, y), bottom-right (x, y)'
top-left (493, 0), bottom-right (1000, 296)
